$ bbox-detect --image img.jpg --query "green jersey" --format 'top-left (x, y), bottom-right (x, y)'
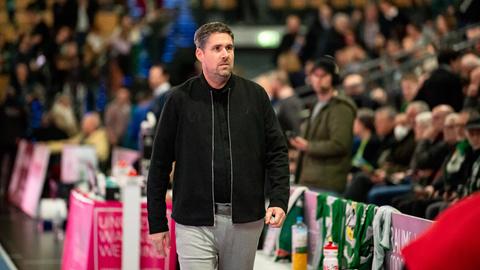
top-left (316, 194), bottom-right (377, 269)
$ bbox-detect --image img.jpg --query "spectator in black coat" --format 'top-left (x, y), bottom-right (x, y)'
top-left (415, 49), bottom-right (464, 112)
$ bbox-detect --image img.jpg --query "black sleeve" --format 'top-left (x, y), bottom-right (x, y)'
top-left (147, 94), bottom-right (178, 234)
top-left (278, 98), bottom-right (303, 134)
top-left (262, 91), bottom-right (290, 213)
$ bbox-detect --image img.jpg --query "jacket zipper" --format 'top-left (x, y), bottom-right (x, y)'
top-left (210, 91), bottom-right (216, 224)
top-left (227, 88), bottom-right (234, 219)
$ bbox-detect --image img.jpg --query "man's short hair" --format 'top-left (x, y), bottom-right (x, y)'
top-left (357, 108), bottom-right (376, 132)
top-left (376, 106), bottom-right (397, 120)
top-left (151, 63), bottom-right (170, 76)
top-left (437, 49), bottom-right (461, 65)
top-left (401, 73), bottom-right (418, 83)
top-left (312, 55), bottom-right (340, 85)
top-left (409, 101), bottom-right (430, 114)
top-left (194, 22), bottom-right (234, 49)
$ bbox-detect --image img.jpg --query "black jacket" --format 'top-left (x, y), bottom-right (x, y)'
top-left (415, 66), bottom-right (464, 112)
top-left (147, 74), bottom-right (290, 234)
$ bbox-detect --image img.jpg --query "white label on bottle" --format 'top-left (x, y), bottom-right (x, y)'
top-left (292, 232), bottom-right (307, 250)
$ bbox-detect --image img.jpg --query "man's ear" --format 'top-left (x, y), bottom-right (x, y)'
top-left (195, 47), bottom-right (203, 63)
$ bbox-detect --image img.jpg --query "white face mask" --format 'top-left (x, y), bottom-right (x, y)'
top-left (394, 125), bottom-right (410, 141)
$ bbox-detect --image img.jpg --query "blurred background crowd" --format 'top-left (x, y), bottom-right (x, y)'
top-left (1, 0), bottom-right (480, 221)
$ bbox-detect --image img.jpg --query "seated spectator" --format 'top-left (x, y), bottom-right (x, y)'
top-left (399, 73), bottom-right (420, 112)
top-left (105, 87), bottom-right (131, 147)
top-left (459, 53), bottom-right (480, 82)
top-left (368, 104), bottom-right (452, 207)
top-left (351, 108), bottom-right (381, 174)
top-left (268, 70), bottom-right (304, 136)
top-left (46, 112), bottom-right (109, 166)
top-left (49, 94), bottom-right (78, 136)
top-left (463, 66), bottom-right (480, 110)
top-left (424, 111), bottom-right (472, 219)
top-left (393, 109), bottom-right (462, 218)
top-left (415, 49), bottom-right (463, 112)
top-left (456, 116), bottom-right (480, 198)
top-left (344, 102), bottom-right (427, 203)
top-left (342, 73), bottom-right (380, 110)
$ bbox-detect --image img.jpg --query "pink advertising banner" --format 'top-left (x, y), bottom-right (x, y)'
top-left (61, 191), bottom-right (95, 270)
top-left (8, 140), bottom-right (50, 217)
top-left (62, 190), bottom-right (176, 270)
top-left (8, 140), bottom-right (31, 208)
top-left (385, 212), bottom-right (433, 270)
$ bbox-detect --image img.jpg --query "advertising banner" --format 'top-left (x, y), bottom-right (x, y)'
top-left (62, 190), bottom-right (176, 270)
top-left (9, 140), bottom-right (50, 217)
top-left (385, 212), bottom-right (433, 270)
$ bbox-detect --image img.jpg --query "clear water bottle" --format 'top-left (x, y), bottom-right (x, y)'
top-left (292, 216), bottom-right (308, 270)
top-left (323, 241), bottom-right (338, 270)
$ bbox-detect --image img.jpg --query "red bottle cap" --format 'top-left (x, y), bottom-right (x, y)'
top-left (127, 168), bottom-right (138, 176)
top-left (324, 241), bottom-right (338, 250)
top-left (118, 160), bottom-right (128, 167)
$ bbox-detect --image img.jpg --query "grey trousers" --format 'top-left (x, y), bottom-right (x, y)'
top-left (175, 214), bottom-right (264, 270)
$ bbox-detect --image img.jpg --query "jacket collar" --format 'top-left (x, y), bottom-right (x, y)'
top-left (200, 72), bottom-right (236, 92)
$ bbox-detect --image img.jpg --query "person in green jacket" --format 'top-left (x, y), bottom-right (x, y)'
top-left (290, 56), bottom-right (356, 193)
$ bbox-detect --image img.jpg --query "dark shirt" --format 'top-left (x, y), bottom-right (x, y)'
top-left (415, 66), bottom-right (463, 112)
top-left (211, 87), bottom-right (231, 203)
top-left (276, 95), bottom-right (303, 135)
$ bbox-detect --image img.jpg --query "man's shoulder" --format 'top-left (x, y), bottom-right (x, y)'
top-left (233, 74), bottom-right (263, 91)
top-left (232, 74), bottom-right (267, 100)
top-left (331, 94), bottom-right (357, 112)
top-left (167, 76), bottom-right (202, 99)
top-left (171, 75), bottom-right (201, 91)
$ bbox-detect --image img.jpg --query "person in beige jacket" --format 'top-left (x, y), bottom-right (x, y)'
top-left (290, 56), bottom-right (356, 193)
top-left (47, 112), bottom-right (109, 164)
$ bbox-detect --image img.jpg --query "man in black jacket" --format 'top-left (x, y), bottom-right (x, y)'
top-left (147, 22), bottom-right (290, 269)
top-left (415, 50), bottom-right (464, 112)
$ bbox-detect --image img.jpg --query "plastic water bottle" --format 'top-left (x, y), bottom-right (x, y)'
top-left (292, 216), bottom-right (308, 270)
top-left (323, 241), bottom-right (338, 270)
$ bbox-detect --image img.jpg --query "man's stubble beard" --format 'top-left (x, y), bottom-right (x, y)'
top-left (319, 86), bottom-right (332, 95)
top-left (217, 66), bottom-right (233, 78)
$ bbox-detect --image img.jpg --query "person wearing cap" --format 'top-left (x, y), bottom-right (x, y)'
top-left (424, 114), bottom-right (480, 217)
top-left (290, 56), bottom-right (356, 193)
top-left (147, 22), bottom-right (289, 270)
top-left (458, 116), bottom-right (480, 198)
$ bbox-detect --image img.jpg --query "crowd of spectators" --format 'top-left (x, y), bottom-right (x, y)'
top-left (260, 0), bottom-right (480, 220)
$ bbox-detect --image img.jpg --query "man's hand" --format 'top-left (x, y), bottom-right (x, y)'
top-left (371, 169), bottom-right (386, 184)
top-left (148, 232), bottom-right (170, 257)
top-left (265, 207), bottom-right (286, 228)
top-left (289, 137), bottom-right (308, 152)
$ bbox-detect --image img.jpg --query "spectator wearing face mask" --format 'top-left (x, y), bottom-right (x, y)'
top-left (363, 103), bottom-right (429, 205)
top-left (344, 102), bottom-right (425, 203)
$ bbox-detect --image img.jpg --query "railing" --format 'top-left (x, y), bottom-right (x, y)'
top-left (342, 22), bottom-right (480, 92)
